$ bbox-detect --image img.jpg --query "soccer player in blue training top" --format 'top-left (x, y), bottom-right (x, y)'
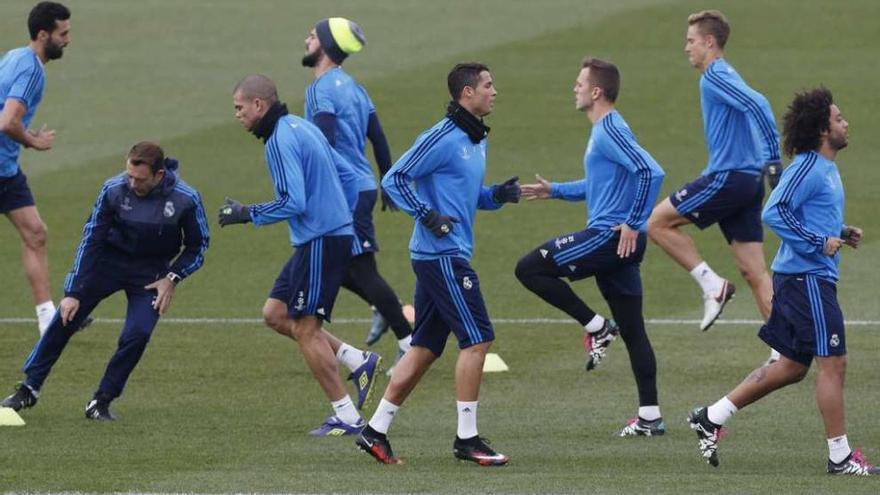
top-left (301, 18), bottom-right (414, 367)
top-left (1, 142), bottom-right (209, 420)
top-left (355, 63), bottom-right (519, 466)
top-left (647, 10), bottom-right (782, 348)
top-left (0, 2), bottom-right (71, 336)
top-left (687, 88), bottom-right (877, 475)
top-left (219, 74), bottom-right (381, 436)
top-left (517, 58), bottom-right (666, 436)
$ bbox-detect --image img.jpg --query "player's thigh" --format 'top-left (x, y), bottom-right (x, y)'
top-left (410, 267), bottom-right (453, 357)
top-left (6, 205), bottom-right (46, 241)
top-left (121, 288), bottom-right (161, 339)
top-left (596, 259), bottom-right (644, 299)
top-left (413, 258), bottom-right (493, 352)
top-left (718, 197), bottom-right (764, 244)
top-left (1, 171), bottom-right (37, 219)
top-left (649, 196), bottom-right (691, 229)
top-left (545, 229), bottom-right (615, 277)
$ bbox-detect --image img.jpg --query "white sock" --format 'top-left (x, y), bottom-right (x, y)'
top-left (638, 405), bottom-right (662, 421)
top-left (35, 301), bottom-right (56, 335)
top-left (398, 335), bottom-right (412, 353)
top-left (330, 395), bottom-right (361, 425)
top-left (457, 400), bottom-right (479, 439)
top-left (828, 435), bottom-right (851, 464)
top-left (584, 314), bottom-right (606, 333)
top-left (336, 343), bottom-right (366, 372)
top-left (690, 262), bottom-right (724, 295)
top-left (707, 396), bottom-right (738, 426)
top-left (368, 398), bottom-right (400, 434)
top-left (769, 349), bottom-right (781, 361)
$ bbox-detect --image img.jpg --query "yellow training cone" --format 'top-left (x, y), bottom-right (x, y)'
top-left (482, 353), bottom-right (509, 372)
top-left (0, 407), bottom-right (25, 426)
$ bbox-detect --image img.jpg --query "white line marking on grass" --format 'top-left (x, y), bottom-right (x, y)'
top-left (1, 317), bottom-right (879, 326)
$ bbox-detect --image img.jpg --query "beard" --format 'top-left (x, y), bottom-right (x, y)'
top-left (45, 40), bottom-right (65, 60)
top-left (301, 49), bottom-right (321, 68)
top-left (829, 131), bottom-right (848, 151)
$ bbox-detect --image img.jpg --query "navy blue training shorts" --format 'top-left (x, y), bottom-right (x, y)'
top-left (0, 169), bottom-right (36, 213)
top-left (758, 273), bottom-right (846, 366)
top-left (269, 235), bottom-right (353, 322)
top-left (669, 170), bottom-right (764, 243)
top-left (410, 257), bottom-right (494, 357)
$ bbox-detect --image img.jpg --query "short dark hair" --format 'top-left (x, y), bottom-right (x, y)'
top-left (447, 63), bottom-right (490, 101)
top-left (688, 10), bottom-right (730, 49)
top-left (233, 74), bottom-right (279, 104)
top-left (581, 57), bottom-right (620, 103)
top-left (782, 87), bottom-right (834, 157)
top-left (128, 141), bottom-right (165, 173)
top-left (28, 2), bottom-right (70, 41)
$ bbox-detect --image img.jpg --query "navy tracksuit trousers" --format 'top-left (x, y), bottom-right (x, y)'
top-left (23, 252), bottom-right (166, 401)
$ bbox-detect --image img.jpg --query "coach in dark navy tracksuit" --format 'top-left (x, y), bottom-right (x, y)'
top-left (0, 141), bottom-right (209, 420)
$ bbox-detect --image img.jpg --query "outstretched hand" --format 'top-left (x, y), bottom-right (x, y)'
top-left (521, 174), bottom-right (552, 201)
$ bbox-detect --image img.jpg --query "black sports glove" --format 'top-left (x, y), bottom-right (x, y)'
top-left (218, 197), bottom-right (252, 227)
top-left (420, 209), bottom-right (459, 238)
top-left (492, 176), bottom-right (521, 204)
top-left (380, 187), bottom-right (399, 212)
top-left (764, 162), bottom-right (783, 190)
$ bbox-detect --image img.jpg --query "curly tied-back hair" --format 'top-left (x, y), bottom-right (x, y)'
top-left (782, 87), bottom-right (833, 157)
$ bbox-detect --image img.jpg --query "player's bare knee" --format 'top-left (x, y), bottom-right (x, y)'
top-left (261, 304), bottom-right (288, 334)
top-left (290, 318), bottom-right (320, 341)
top-left (22, 221), bottom-right (48, 250)
top-left (646, 215), bottom-right (666, 242)
top-left (790, 365), bottom-right (809, 383)
top-left (777, 360), bottom-right (809, 383)
top-left (738, 265), bottom-right (766, 288)
top-left (465, 341), bottom-right (492, 356)
top-left (824, 355), bottom-right (847, 375)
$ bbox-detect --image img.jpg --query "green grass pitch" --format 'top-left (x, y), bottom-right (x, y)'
top-left (1, 0), bottom-right (879, 493)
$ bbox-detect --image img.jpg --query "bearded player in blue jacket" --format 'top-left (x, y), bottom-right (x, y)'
top-left (356, 63), bottom-right (519, 466)
top-left (300, 18), bottom-right (414, 362)
top-left (687, 88), bottom-right (877, 476)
